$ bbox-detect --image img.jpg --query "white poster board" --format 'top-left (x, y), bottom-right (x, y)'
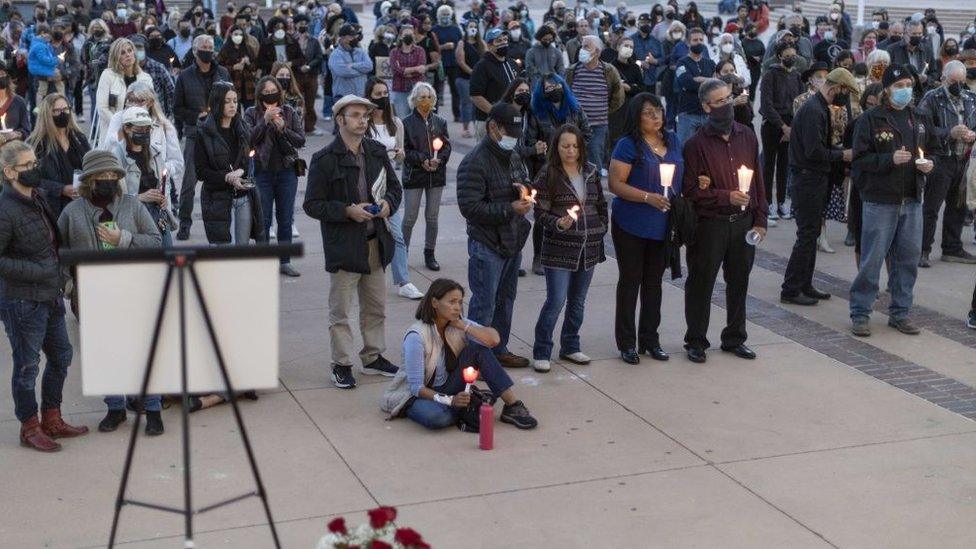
top-left (78, 258), bottom-right (280, 395)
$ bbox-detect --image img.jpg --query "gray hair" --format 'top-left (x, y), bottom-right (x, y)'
top-left (866, 49), bottom-right (890, 68)
top-left (192, 34), bottom-right (214, 50)
top-left (905, 20), bottom-right (923, 31)
top-left (407, 81), bottom-right (436, 108)
top-left (698, 78), bottom-right (728, 104)
top-left (944, 59), bottom-right (966, 79)
top-left (581, 34), bottom-right (603, 52)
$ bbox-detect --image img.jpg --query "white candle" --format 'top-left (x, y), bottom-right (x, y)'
top-left (659, 163), bottom-right (675, 196)
top-left (736, 165), bottom-right (753, 211)
top-left (432, 137), bottom-right (444, 160)
top-left (567, 205), bottom-right (580, 221)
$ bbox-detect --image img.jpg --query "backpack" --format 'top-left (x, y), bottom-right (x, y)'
top-left (456, 386), bottom-right (497, 433)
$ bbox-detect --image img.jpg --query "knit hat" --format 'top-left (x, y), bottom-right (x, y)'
top-left (79, 150), bottom-right (125, 181)
top-left (882, 64), bottom-right (913, 88)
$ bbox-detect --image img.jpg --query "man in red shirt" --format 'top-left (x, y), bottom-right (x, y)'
top-left (681, 78), bottom-right (767, 364)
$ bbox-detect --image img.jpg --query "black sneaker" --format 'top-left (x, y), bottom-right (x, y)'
top-left (176, 226), bottom-right (190, 241)
top-left (98, 410), bottom-right (127, 432)
top-left (332, 364), bottom-right (357, 389)
top-left (942, 250), bottom-right (976, 264)
top-left (145, 411), bottom-right (164, 437)
top-left (500, 400), bottom-right (538, 429)
top-left (967, 311), bottom-right (976, 330)
top-left (362, 355), bottom-right (398, 377)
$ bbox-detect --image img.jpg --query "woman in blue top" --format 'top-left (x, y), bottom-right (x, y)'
top-left (380, 278), bottom-right (538, 431)
top-left (608, 93), bottom-right (683, 365)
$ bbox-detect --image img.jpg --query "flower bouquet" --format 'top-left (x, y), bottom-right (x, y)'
top-left (317, 506), bottom-right (430, 549)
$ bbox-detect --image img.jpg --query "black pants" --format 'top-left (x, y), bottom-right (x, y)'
top-left (782, 169), bottom-right (829, 297)
top-left (177, 131), bottom-right (198, 227)
top-left (760, 122), bottom-right (789, 206)
top-left (611, 222), bottom-right (667, 350)
top-left (684, 214), bottom-right (755, 350)
top-left (922, 155), bottom-right (967, 254)
top-left (442, 66), bottom-right (461, 121)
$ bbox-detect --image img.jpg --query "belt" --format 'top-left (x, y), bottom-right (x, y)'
top-left (366, 233), bottom-right (377, 241)
top-left (725, 211), bottom-right (748, 223)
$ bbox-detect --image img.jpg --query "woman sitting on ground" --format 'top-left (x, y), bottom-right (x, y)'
top-left (380, 278), bottom-right (539, 430)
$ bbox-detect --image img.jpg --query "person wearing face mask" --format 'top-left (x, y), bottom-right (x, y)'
top-left (759, 41), bottom-right (803, 220)
top-left (739, 24), bottom-right (764, 101)
top-left (780, 68), bottom-right (857, 306)
top-left (94, 38), bottom-right (153, 147)
top-left (0, 139), bottom-right (89, 452)
top-left (456, 102), bottom-right (532, 369)
top-left (854, 29), bottom-right (878, 63)
top-left (258, 17), bottom-right (305, 76)
top-left (524, 26), bottom-right (564, 90)
top-left (566, 35), bottom-right (624, 176)
top-left (0, 61), bottom-right (31, 145)
top-left (962, 50), bottom-right (976, 93)
top-left (933, 39), bottom-right (961, 81)
top-left (431, 5), bottom-right (463, 122)
top-left (608, 36), bottom-right (644, 141)
top-left (27, 93), bottom-right (89, 221)
top-left (713, 33), bottom-right (750, 88)
top-left (469, 28), bottom-right (518, 139)
top-left (106, 3), bottom-right (137, 39)
top-left (454, 20), bottom-right (486, 138)
top-left (681, 78), bottom-right (766, 363)
top-left (331, 23), bottom-right (373, 105)
top-left (673, 27), bottom-right (717, 145)
top-left (126, 35), bottom-right (175, 120)
top-left (56, 149), bottom-right (162, 434)
top-left (389, 25), bottom-right (430, 119)
top-left (167, 21), bottom-right (195, 64)
top-left (888, 21), bottom-right (936, 88)
top-left (848, 65), bottom-right (936, 337)
top-left (82, 20), bottom-right (113, 121)
top-left (629, 14), bottom-right (663, 85)
top-left (292, 14), bottom-right (324, 134)
top-left (505, 20), bottom-right (530, 67)
top-left (173, 34), bottom-right (230, 239)
top-left (218, 25), bottom-right (259, 110)
top-left (145, 26), bottom-right (180, 74)
top-left (915, 61), bottom-right (976, 267)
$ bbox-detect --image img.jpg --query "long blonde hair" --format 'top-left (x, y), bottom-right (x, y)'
top-left (108, 38), bottom-right (141, 76)
top-left (87, 18), bottom-right (111, 39)
top-left (126, 84), bottom-right (176, 136)
top-left (27, 94), bottom-right (84, 155)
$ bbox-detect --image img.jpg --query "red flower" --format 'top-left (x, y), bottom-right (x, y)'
top-left (368, 541), bottom-right (392, 549)
top-left (327, 517), bottom-right (348, 535)
top-left (394, 528), bottom-right (424, 547)
top-left (367, 506), bottom-right (397, 529)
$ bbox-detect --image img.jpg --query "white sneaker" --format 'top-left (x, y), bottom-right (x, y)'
top-left (291, 225), bottom-right (300, 238)
top-left (532, 360), bottom-right (551, 372)
top-left (269, 226), bottom-right (277, 239)
top-left (397, 283), bottom-right (424, 300)
top-left (818, 233), bottom-right (835, 253)
top-left (767, 218), bottom-right (778, 227)
top-left (600, 168), bottom-right (608, 177)
top-left (559, 351), bottom-right (591, 365)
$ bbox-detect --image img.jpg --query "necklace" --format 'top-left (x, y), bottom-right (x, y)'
top-left (644, 136), bottom-right (666, 156)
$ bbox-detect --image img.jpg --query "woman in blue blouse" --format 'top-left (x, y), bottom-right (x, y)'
top-left (608, 93), bottom-right (683, 364)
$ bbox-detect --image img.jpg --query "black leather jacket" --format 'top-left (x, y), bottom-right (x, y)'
top-left (916, 85), bottom-right (976, 157)
top-left (402, 110), bottom-right (451, 189)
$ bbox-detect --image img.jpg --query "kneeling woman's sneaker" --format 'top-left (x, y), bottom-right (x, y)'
top-left (98, 410), bottom-right (127, 432)
top-left (500, 401), bottom-right (538, 429)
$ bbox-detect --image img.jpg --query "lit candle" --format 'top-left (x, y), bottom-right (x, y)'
top-left (523, 188), bottom-right (537, 204)
top-left (160, 168), bottom-right (167, 191)
top-left (248, 149), bottom-right (255, 178)
top-left (636, 60), bottom-right (643, 69)
top-left (918, 148), bottom-right (924, 161)
top-left (57, 51), bottom-right (65, 62)
top-left (736, 165), bottom-right (753, 211)
top-left (462, 366), bottom-right (478, 393)
top-left (567, 205), bottom-right (580, 221)
top-left (432, 137), bottom-right (444, 160)
top-left (659, 163), bottom-right (675, 196)
top-left (1, 113), bottom-right (7, 131)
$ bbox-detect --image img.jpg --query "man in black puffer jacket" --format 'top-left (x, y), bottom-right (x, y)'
top-left (457, 102), bottom-right (532, 369)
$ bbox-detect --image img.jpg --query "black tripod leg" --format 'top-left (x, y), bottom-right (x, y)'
top-left (187, 264), bottom-right (282, 549)
top-left (177, 264), bottom-right (194, 545)
top-left (108, 264), bottom-right (176, 549)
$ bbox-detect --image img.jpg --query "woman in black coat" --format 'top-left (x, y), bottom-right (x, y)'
top-left (194, 82), bottom-right (263, 246)
top-left (609, 36), bottom-right (646, 152)
top-left (401, 82), bottom-right (451, 271)
top-left (28, 93), bottom-right (89, 220)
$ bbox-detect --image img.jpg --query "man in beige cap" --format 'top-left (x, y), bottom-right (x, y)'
top-left (303, 95), bottom-right (402, 389)
top-left (781, 67), bottom-right (858, 306)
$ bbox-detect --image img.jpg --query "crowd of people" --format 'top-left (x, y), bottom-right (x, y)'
top-left (1, 0), bottom-right (976, 448)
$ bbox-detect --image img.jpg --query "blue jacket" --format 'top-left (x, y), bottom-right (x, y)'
top-left (327, 45), bottom-right (373, 98)
top-left (674, 55), bottom-right (715, 116)
top-left (28, 37), bottom-right (58, 78)
top-left (629, 31), bottom-right (663, 85)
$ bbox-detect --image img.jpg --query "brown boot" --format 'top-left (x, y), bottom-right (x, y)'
top-left (20, 416), bottom-right (61, 452)
top-left (41, 408), bottom-right (89, 439)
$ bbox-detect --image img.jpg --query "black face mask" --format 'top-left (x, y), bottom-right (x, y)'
top-left (831, 92), bottom-right (850, 107)
top-left (514, 91), bottom-right (530, 106)
top-left (261, 92), bottom-right (281, 104)
top-left (781, 56), bottom-right (796, 68)
top-left (638, 24), bottom-right (651, 34)
top-left (707, 102), bottom-right (734, 134)
top-left (544, 87), bottom-right (564, 103)
top-left (180, 28), bottom-right (191, 37)
top-left (948, 81), bottom-right (962, 96)
top-left (52, 31), bottom-right (63, 41)
top-left (149, 36), bottom-right (163, 48)
top-left (196, 49), bottom-right (214, 63)
top-left (0, 77), bottom-right (10, 89)
top-left (372, 96), bottom-right (389, 110)
top-left (94, 180), bottom-right (117, 198)
top-left (967, 68), bottom-right (976, 80)
top-left (495, 45), bottom-right (508, 57)
top-left (909, 35), bottom-right (921, 47)
top-left (53, 112), bottom-right (70, 128)
top-left (747, 31), bottom-right (757, 38)
top-left (401, 35), bottom-right (414, 45)
top-left (946, 47), bottom-right (959, 56)
top-left (690, 43), bottom-right (706, 55)
top-left (298, 25), bottom-right (308, 33)
top-left (276, 77), bottom-right (291, 90)
top-left (93, 29), bottom-right (105, 38)
top-left (130, 130), bottom-right (150, 145)
top-left (17, 167), bottom-right (43, 188)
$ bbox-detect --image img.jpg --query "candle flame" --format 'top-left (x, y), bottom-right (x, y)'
top-left (636, 60), bottom-right (643, 68)
top-left (58, 52), bottom-right (65, 61)
top-left (162, 169), bottom-right (168, 178)
top-left (917, 148), bottom-right (924, 160)
top-left (1, 113), bottom-right (6, 130)
top-left (528, 189), bottom-right (537, 203)
top-left (249, 149), bottom-right (255, 158)
top-left (462, 366), bottom-right (478, 384)
top-left (432, 137), bottom-right (444, 151)
top-left (567, 205), bottom-right (580, 221)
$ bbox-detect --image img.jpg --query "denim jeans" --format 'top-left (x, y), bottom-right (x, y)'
top-left (104, 394), bottom-right (162, 412)
top-left (405, 342), bottom-right (514, 429)
top-left (255, 168), bottom-right (298, 263)
top-left (533, 266), bottom-right (595, 360)
top-left (587, 123), bottom-right (608, 170)
top-left (230, 195), bottom-right (252, 245)
top-left (850, 200), bottom-right (923, 322)
top-left (467, 238), bottom-right (521, 355)
top-left (676, 113), bottom-right (707, 146)
top-left (0, 298), bottom-right (72, 422)
top-left (388, 207), bottom-right (410, 286)
top-left (391, 91), bottom-right (411, 119)
top-left (455, 77), bottom-right (473, 124)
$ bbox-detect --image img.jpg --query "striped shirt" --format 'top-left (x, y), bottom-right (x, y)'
top-left (571, 64), bottom-right (609, 125)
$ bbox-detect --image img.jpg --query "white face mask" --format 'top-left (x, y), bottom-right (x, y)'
top-left (232, 33), bottom-right (244, 44)
top-left (274, 29), bottom-right (286, 40)
top-left (829, 12), bottom-right (839, 21)
top-left (671, 32), bottom-right (683, 41)
top-left (926, 25), bottom-right (936, 34)
top-left (578, 49), bottom-right (592, 63)
top-left (297, 5), bottom-right (306, 14)
top-left (720, 43), bottom-right (733, 54)
top-left (117, 8), bottom-right (127, 18)
top-left (498, 135), bottom-right (518, 150)
top-left (135, 49), bottom-right (145, 61)
top-left (871, 21), bottom-right (879, 29)
top-left (384, 32), bottom-right (395, 41)
top-left (509, 29), bottom-right (521, 41)
top-left (618, 45), bottom-right (632, 59)
top-left (467, 27), bottom-right (478, 37)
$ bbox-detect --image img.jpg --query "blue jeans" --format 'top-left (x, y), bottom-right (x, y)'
top-left (405, 342), bottom-right (514, 429)
top-left (388, 207), bottom-right (410, 286)
top-left (850, 200), bottom-right (923, 322)
top-left (676, 113), bottom-right (707, 146)
top-left (533, 266), bottom-right (595, 360)
top-left (104, 394), bottom-right (162, 412)
top-left (455, 77), bottom-right (474, 124)
top-left (0, 298), bottom-right (72, 422)
top-left (255, 168), bottom-right (298, 263)
top-left (391, 91), bottom-right (411, 119)
top-left (321, 94), bottom-right (334, 118)
top-left (467, 238), bottom-right (521, 355)
top-left (587, 123), bottom-right (608, 170)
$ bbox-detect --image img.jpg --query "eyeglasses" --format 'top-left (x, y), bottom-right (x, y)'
top-left (15, 161), bottom-right (37, 170)
top-left (708, 94), bottom-right (734, 107)
top-left (342, 112), bottom-right (370, 121)
top-left (52, 107), bottom-right (71, 115)
top-left (641, 107), bottom-right (664, 118)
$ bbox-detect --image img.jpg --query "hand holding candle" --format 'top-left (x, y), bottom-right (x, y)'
top-left (567, 205), bottom-right (580, 221)
top-left (736, 165), bottom-right (754, 211)
top-left (659, 163), bottom-right (675, 197)
top-left (432, 137), bottom-right (444, 160)
top-left (462, 366), bottom-right (478, 393)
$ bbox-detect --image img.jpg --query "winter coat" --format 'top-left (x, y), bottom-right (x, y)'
top-left (94, 68), bottom-right (153, 146)
top-left (36, 129), bottom-right (91, 219)
top-left (244, 103), bottom-right (306, 172)
top-left (532, 161), bottom-right (607, 271)
top-left (402, 110), bottom-right (451, 189)
top-left (0, 187), bottom-right (62, 302)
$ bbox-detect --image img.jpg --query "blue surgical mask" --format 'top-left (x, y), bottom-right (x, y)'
top-left (498, 135), bottom-right (518, 150)
top-left (891, 86), bottom-right (913, 108)
top-left (578, 49), bottom-right (592, 63)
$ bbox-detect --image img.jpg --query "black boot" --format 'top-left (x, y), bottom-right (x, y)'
top-left (424, 249), bottom-right (440, 271)
top-left (145, 411), bottom-right (164, 436)
top-left (98, 410), bottom-right (127, 432)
